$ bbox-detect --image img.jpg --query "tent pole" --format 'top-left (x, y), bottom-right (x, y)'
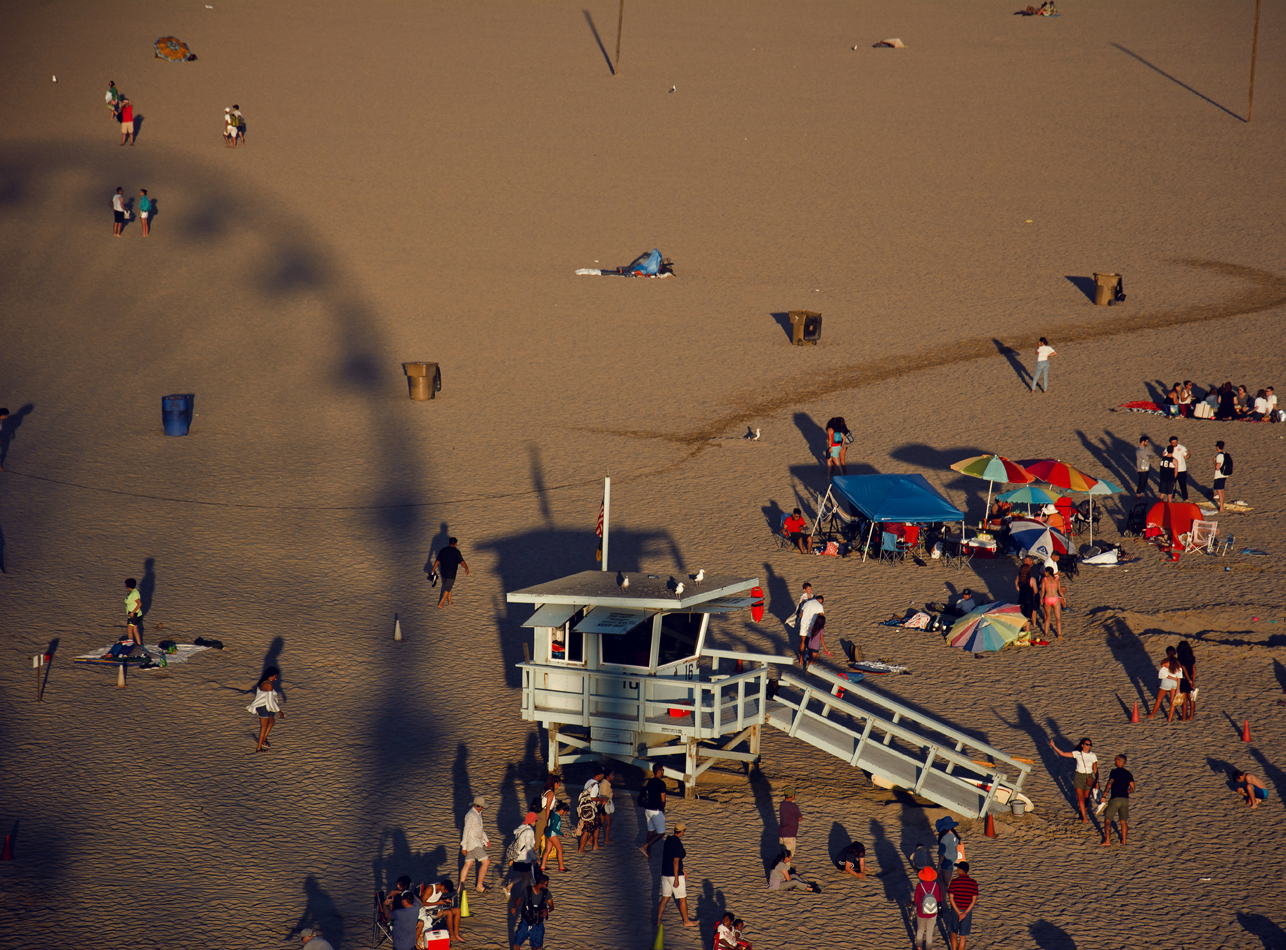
top-left (1248, 0), bottom-right (1261, 121)
top-left (863, 522), bottom-right (875, 562)
top-left (601, 477), bottom-right (610, 571)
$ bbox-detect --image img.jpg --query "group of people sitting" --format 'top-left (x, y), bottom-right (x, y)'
top-left (1161, 380), bottom-right (1279, 421)
top-left (381, 876), bottom-right (464, 946)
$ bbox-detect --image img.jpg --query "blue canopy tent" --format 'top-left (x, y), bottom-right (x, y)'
top-left (823, 474), bottom-right (965, 561)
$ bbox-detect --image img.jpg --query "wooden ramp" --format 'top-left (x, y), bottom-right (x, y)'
top-left (765, 667), bottom-right (1031, 818)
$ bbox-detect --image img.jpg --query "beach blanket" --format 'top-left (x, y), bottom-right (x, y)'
top-left (850, 660), bottom-right (912, 675)
top-left (576, 249), bottom-right (674, 277)
top-left (1113, 401), bottom-right (1169, 416)
top-left (76, 643), bottom-right (210, 670)
top-left (1199, 501), bottom-right (1252, 515)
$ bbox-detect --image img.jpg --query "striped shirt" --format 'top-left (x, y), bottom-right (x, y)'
top-left (948, 874), bottom-right (979, 913)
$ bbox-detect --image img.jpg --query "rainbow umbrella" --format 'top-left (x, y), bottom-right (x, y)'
top-left (1022, 459), bottom-right (1099, 493)
top-left (947, 602), bottom-right (1029, 654)
top-left (950, 455), bottom-right (1036, 515)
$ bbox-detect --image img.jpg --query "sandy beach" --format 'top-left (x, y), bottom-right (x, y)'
top-left (1, 2), bottom-right (1285, 948)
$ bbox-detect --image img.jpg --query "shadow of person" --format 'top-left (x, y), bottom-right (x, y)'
top-left (260, 635), bottom-right (286, 696)
top-left (793, 412), bottom-right (827, 464)
top-left (993, 703), bottom-right (1073, 810)
top-left (991, 338), bottom-right (1031, 387)
top-left (827, 820), bottom-right (850, 867)
top-left (1074, 428), bottom-right (1138, 501)
top-left (693, 878), bottom-right (727, 932)
top-left (132, 114), bottom-right (144, 141)
top-left (748, 766), bottom-right (779, 881)
top-left (1274, 659), bottom-right (1286, 694)
top-left (372, 828), bottom-right (449, 893)
top-left (425, 522), bottom-right (451, 576)
top-left (1205, 756), bottom-right (1242, 794)
top-left (1098, 616), bottom-right (1154, 705)
top-left (869, 818), bottom-right (910, 904)
top-left (453, 742), bottom-right (473, 847)
top-left (761, 560), bottom-right (793, 628)
top-left (289, 874), bottom-right (344, 947)
top-left (1239, 912), bottom-right (1286, 949)
top-left (1030, 919), bottom-right (1077, 949)
top-left (0, 403), bottom-right (35, 468)
top-left (140, 557), bottom-right (156, 616)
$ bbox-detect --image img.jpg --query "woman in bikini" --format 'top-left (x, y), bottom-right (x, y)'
top-left (539, 801), bottom-right (568, 872)
top-left (1040, 567), bottom-right (1064, 640)
top-left (1148, 646), bottom-right (1185, 722)
top-left (246, 666), bottom-right (286, 752)
top-left (824, 417), bottom-right (849, 477)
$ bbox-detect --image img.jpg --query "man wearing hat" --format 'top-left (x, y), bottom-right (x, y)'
top-left (778, 786), bottom-right (802, 863)
top-left (299, 927), bottom-right (335, 950)
top-left (910, 866), bottom-right (942, 950)
top-left (461, 795), bottom-right (491, 893)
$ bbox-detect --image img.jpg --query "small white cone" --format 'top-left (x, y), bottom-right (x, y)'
top-left (116, 663), bottom-right (126, 688)
top-left (52, 76), bottom-right (58, 82)
top-left (394, 617), bottom-right (402, 641)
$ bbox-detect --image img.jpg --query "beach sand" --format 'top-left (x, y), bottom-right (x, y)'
top-left (1, 2), bottom-right (1284, 947)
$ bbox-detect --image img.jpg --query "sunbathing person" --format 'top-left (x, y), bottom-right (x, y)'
top-left (101, 633), bottom-right (137, 660)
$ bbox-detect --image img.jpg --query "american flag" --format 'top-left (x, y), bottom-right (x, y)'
top-left (595, 502), bottom-right (604, 538)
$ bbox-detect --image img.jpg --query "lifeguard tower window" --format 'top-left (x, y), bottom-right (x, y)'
top-left (600, 615), bottom-right (654, 668)
top-left (658, 613), bottom-right (702, 667)
top-left (550, 610), bottom-right (586, 665)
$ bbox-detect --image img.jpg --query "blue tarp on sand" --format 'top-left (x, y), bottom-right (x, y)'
top-left (831, 474), bottom-right (964, 524)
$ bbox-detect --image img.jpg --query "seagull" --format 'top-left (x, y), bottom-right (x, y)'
top-left (694, 570), bottom-right (705, 584)
top-left (754, 428), bottom-right (761, 441)
top-left (674, 582), bottom-right (685, 597)
top-left (623, 576), bottom-right (630, 588)
top-left (669, 85), bottom-right (676, 93)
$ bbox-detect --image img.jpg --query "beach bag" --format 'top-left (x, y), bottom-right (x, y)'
top-left (1220, 453), bottom-right (1233, 476)
top-left (1193, 402), bottom-right (1214, 419)
top-left (576, 789), bottom-right (598, 829)
top-left (638, 781), bottom-right (655, 810)
top-left (919, 884), bottom-right (938, 916)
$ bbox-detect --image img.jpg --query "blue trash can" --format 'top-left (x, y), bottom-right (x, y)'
top-left (161, 394), bottom-right (195, 436)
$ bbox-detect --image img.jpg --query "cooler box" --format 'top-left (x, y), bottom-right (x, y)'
top-left (965, 539), bottom-right (997, 559)
top-left (422, 930), bottom-right (450, 950)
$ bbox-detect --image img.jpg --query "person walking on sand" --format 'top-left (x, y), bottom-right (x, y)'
top-left (539, 800), bottom-right (568, 873)
top-left (1168, 437), bottom-right (1190, 501)
top-left (778, 786), bottom-right (802, 863)
top-left (247, 666), bottom-right (285, 752)
top-left (597, 765), bottom-right (616, 846)
top-left (1039, 566), bottom-right (1064, 640)
top-left (1100, 754), bottom-right (1134, 845)
top-left (231, 104), bottom-right (245, 145)
top-left (137, 189), bottom-right (153, 237)
top-left (639, 761), bottom-right (668, 857)
top-left (1149, 646), bottom-right (1185, 722)
top-left (1134, 436), bottom-right (1153, 495)
top-left (656, 823), bottom-right (698, 929)
top-left (910, 867), bottom-right (942, 950)
top-left (1176, 640), bottom-right (1197, 720)
top-left (796, 594), bottom-right (824, 666)
top-left (935, 816), bottom-right (962, 892)
top-left (802, 614), bottom-right (833, 673)
top-left (1212, 441), bottom-right (1230, 513)
top-left (119, 98), bottom-right (135, 145)
top-left (124, 577), bottom-right (143, 645)
top-left (224, 107), bottom-right (236, 146)
top-left (946, 861), bottom-right (978, 950)
top-left (1049, 737), bottom-right (1097, 822)
top-left (112, 187), bottom-right (126, 236)
top-left (105, 80), bottom-right (122, 117)
top-left (509, 871), bottom-right (553, 950)
top-left (785, 581), bottom-right (813, 630)
top-left (432, 537), bottom-right (470, 608)
top-left (825, 416), bottom-right (850, 477)
top-left (460, 796), bottom-right (492, 893)
top-left (1030, 337), bottom-right (1056, 393)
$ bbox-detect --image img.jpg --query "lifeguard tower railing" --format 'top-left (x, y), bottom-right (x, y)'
top-left (519, 650), bottom-right (1032, 818)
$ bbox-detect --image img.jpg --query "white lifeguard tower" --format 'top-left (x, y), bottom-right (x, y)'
top-left (507, 480), bottom-right (1032, 817)
top-left (508, 572), bottom-right (1034, 818)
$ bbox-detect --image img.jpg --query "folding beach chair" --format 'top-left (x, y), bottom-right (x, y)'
top-left (1186, 520), bottom-right (1218, 554)
top-left (1217, 533), bottom-right (1235, 557)
top-left (942, 538), bottom-right (972, 571)
top-left (373, 891), bottom-right (394, 948)
top-left (899, 524), bottom-right (923, 558)
top-left (878, 531), bottom-right (904, 565)
top-left (1123, 502), bottom-right (1149, 538)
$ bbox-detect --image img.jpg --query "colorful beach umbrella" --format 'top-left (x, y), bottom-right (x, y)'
top-left (1008, 519), bottom-right (1071, 559)
top-left (947, 602), bottom-right (1029, 654)
top-left (154, 37), bottom-right (194, 62)
top-left (1022, 459), bottom-right (1100, 493)
top-left (997, 484), bottom-right (1064, 516)
top-left (950, 454), bottom-right (1036, 514)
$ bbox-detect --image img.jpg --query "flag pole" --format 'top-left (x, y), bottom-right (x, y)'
top-left (614, 0), bottom-right (625, 75)
top-left (601, 477), bottom-right (611, 571)
top-left (1248, 0), bottom-right (1261, 121)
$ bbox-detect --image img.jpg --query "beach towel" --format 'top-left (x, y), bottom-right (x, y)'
top-left (76, 642), bottom-right (210, 670)
top-left (576, 249), bottom-right (674, 277)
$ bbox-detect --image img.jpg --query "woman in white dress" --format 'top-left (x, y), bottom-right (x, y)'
top-left (247, 666), bottom-right (285, 752)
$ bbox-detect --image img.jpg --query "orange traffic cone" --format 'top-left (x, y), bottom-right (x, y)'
top-left (985, 813), bottom-right (997, 838)
top-left (1, 834), bottom-right (12, 860)
top-left (1242, 719), bottom-right (1252, 742)
top-left (1130, 701), bottom-right (1140, 724)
